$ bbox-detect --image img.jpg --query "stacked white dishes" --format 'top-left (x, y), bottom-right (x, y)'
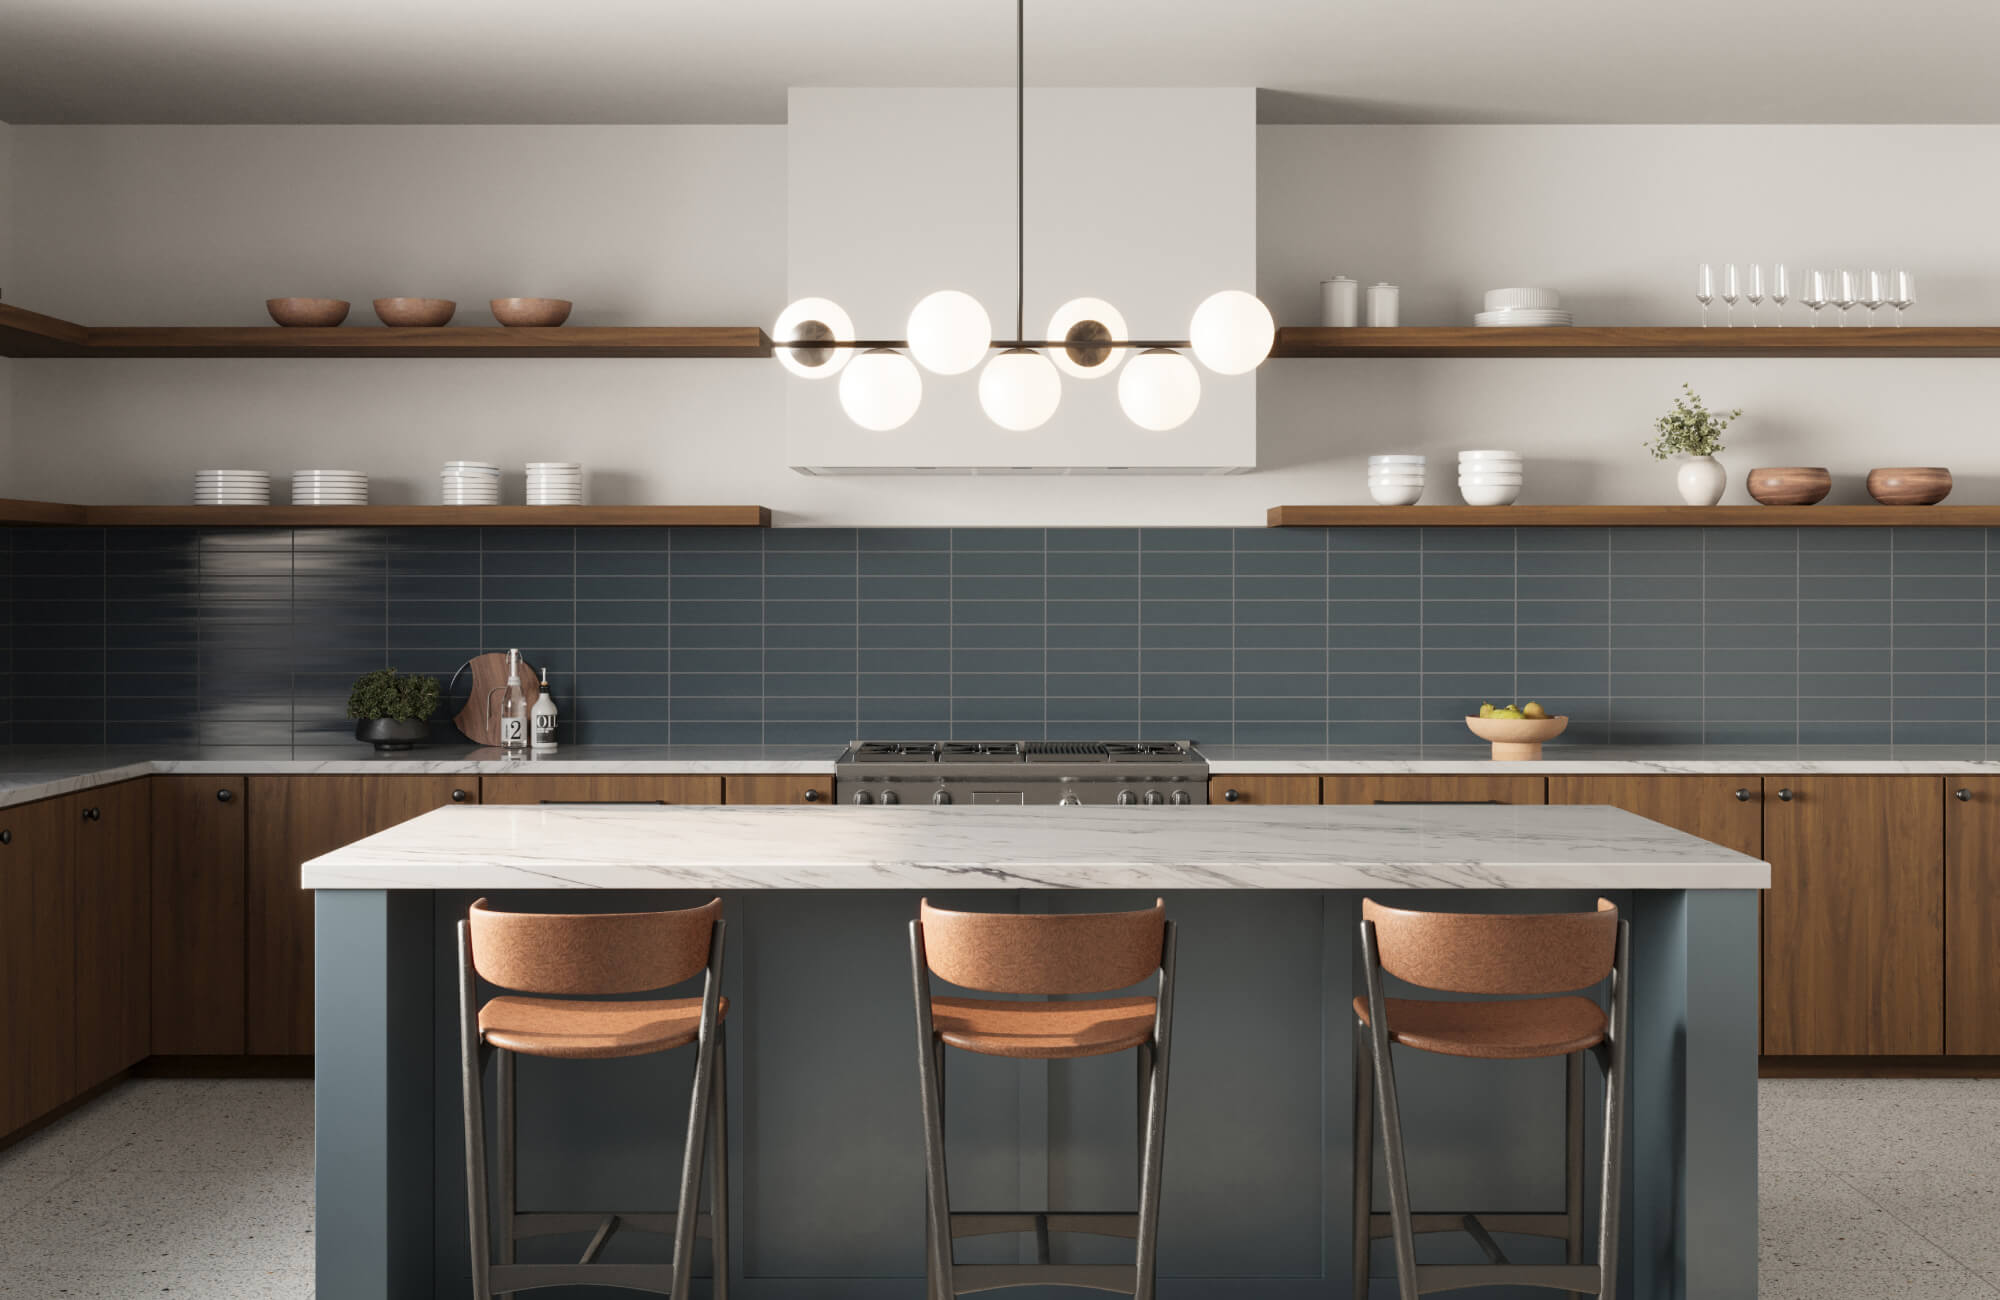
top-left (1367, 455), bottom-right (1426, 506)
top-left (1474, 287), bottom-right (1572, 328)
top-left (291, 469), bottom-right (368, 505)
top-left (194, 470), bottom-right (271, 505)
top-left (526, 462), bottom-right (582, 506)
top-left (1459, 450), bottom-right (1523, 506)
top-left (441, 461), bottom-right (501, 505)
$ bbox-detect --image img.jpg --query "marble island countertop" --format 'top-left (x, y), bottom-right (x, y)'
top-left (300, 802), bottom-right (1771, 892)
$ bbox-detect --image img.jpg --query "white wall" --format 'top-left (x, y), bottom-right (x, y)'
top-left (9, 123), bottom-right (2000, 519)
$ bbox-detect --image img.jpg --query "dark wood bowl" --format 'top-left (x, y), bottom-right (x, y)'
top-left (490, 297), bottom-right (573, 327)
top-left (1746, 466), bottom-right (1832, 506)
top-left (1866, 467), bottom-right (1952, 506)
top-left (266, 297), bottom-right (350, 327)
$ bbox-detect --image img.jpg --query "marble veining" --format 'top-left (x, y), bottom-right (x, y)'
top-left (299, 803), bottom-right (1770, 891)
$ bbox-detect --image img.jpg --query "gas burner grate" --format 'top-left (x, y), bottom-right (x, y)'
top-left (937, 741), bottom-right (1024, 763)
top-left (849, 742), bottom-right (938, 763)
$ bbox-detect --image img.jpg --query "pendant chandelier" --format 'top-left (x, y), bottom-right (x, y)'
top-left (771, 0), bottom-right (1275, 433)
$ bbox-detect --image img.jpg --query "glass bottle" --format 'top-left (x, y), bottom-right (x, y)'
top-left (500, 648), bottom-right (529, 752)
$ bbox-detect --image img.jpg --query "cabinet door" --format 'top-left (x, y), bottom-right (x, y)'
top-left (0, 797), bottom-right (76, 1134)
top-left (74, 780), bottom-right (152, 1090)
top-left (1210, 776), bottom-right (1320, 805)
top-left (481, 775), bottom-right (724, 805)
top-left (151, 776), bottom-right (247, 1055)
top-left (246, 776), bottom-right (477, 1055)
top-left (725, 775), bottom-right (834, 805)
top-left (1946, 777), bottom-right (2000, 1054)
top-left (1763, 776), bottom-right (1942, 1056)
top-left (1548, 775), bottom-right (1762, 856)
top-left (1323, 775), bottom-right (1545, 805)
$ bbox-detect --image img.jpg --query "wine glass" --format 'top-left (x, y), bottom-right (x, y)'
top-left (1770, 264), bottom-right (1790, 324)
top-left (1745, 264), bottom-right (1765, 327)
top-left (1861, 271), bottom-right (1887, 326)
top-left (1696, 264), bottom-right (1715, 326)
top-left (1803, 270), bottom-right (1829, 327)
top-left (1721, 264), bottom-right (1741, 326)
top-left (1833, 270), bottom-right (1857, 326)
top-left (1890, 271), bottom-right (1915, 326)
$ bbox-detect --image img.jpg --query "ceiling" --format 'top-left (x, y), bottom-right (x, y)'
top-left (5, 0), bottom-right (2000, 126)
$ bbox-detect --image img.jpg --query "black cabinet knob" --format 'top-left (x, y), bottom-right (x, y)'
top-left (1957, 788), bottom-right (1972, 802)
top-left (1776, 788), bottom-right (1794, 802)
top-left (451, 789), bottom-right (469, 803)
top-left (82, 806), bottom-right (100, 821)
top-left (1734, 788), bottom-right (1752, 801)
top-left (1222, 788), bottom-right (1241, 802)
top-left (1, 830), bottom-right (11, 845)
top-left (216, 788), bottom-right (234, 803)
top-left (803, 788), bottom-right (822, 802)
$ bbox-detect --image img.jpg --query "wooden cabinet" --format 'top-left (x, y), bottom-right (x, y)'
top-left (1762, 776), bottom-right (1943, 1056)
top-left (481, 775), bottom-right (723, 804)
top-left (246, 776), bottom-right (477, 1055)
top-left (725, 775), bottom-right (833, 805)
top-left (1945, 777), bottom-right (2000, 1054)
top-left (1209, 776), bottom-right (1320, 805)
top-left (1323, 775), bottom-right (1545, 805)
top-left (1548, 775), bottom-right (1762, 855)
top-left (0, 797), bottom-right (76, 1134)
top-left (73, 780), bottom-right (152, 1090)
top-left (151, 776), bottom-right (247, 1055)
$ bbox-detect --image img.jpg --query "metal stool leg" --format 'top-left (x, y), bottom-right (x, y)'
top-left (1595, 921), bottom-right (1631, 1300)
top-left (1565, 1049), bottom-right (1585, 1300)
top-left (1359, 921), bottom-right (1419, 1300)
top-left (712, 1022), bottom-right (730, 1300)
top-left (1133, 920), bottom-right (1177, 1300)
top-left (497, 1048), bottom-right (516, 1300)
top-left (912, 922), bottom-right (957, 1300)
top-left (457, 921), bottom-right (494, 1300)
top-left (671, 922), bottom-right (726, 1300)
top-left (1352, 1017), bottom-right (1375, 1300)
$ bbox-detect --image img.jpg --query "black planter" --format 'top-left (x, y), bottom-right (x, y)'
top-left (355, 717), bottom-right (430, 752)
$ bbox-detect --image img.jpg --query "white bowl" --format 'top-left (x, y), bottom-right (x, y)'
top-left (1369, 482), bottom-right (1425, 506)
top-left (1459, 478), bottom-right (1524, 490)
top-left (1368, 454), bottom-right (1425, 465)
top-left (1460, 482), bottom-right (1522, 506)
top-left (1368, 475), bottom-right (1427, 487)
top-left (1458, 449), bottom-right (1521, 461)
top-left (1483, 287), bottom-right (1561, 311)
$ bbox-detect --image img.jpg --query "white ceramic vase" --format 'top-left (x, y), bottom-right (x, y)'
top-left (1677, 454), bottom-right (1727, 507)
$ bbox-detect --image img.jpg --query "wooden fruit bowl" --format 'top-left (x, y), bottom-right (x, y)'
top-left (1464, 714), bottom-right (1568, 761)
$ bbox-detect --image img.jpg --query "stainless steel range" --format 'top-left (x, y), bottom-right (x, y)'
top-left (834, 740), bottom-right (1208, 806)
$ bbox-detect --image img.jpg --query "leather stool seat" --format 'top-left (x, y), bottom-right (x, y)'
top-left (481, 994), bottom-right (731, 1061)
top-left (931, 995), bottom-right (1155, 1060)
top-left (1351, 994), bottom-right (1606, 1060)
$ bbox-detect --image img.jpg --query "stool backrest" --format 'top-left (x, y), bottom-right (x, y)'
top-left (1361, 897), bottom-right (1617, 995)
top-left (468, 897), bottom-right (721, 995)
top-left (918, 899), bottom-right (1165, 995)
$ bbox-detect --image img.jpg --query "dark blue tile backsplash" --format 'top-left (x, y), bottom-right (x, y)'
top-left (6, 523), bottom-right (1998, 748)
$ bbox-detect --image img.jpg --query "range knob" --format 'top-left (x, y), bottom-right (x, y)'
top-left (851, 789), bottom-right (875, 805)
top-left (879, 789), bottom-right (900, 805)
top-left (1116, 789), bottom-right (1138, 806)
top-left (1142, 789), bottom-right (1165, 805)
top-left (1170, 789), bottom-right (1192, 805)
top-left (932, 789), bottom-right (953, 805)
top-left (1059, 793), bottom-right (1082, 807)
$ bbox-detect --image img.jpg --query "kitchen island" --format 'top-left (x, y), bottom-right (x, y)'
top-left (307, 802), bottom-right (1766, 1300)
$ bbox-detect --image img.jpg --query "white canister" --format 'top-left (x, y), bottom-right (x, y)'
top-left (1320, 276), bottom-right (1359, 327)
top-left (1367, 283), bottom-right (1400, 327)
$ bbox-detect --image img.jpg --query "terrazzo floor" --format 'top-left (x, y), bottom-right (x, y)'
top-left (0, 1076), bottom-right (1994, 1296)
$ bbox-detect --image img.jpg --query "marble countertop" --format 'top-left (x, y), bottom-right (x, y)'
top-left (301, 802), bottom-right (1769, 891)
top-left (1199, 744), bottom-right (2000, 774)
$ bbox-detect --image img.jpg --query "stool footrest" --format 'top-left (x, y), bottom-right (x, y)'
top-left (489, 1262), bottom-right (678, 1293)
top-left (949, 1211), bottom-right (1138, 1241)
top-left (952, 1263), bottom-right (1138, 1295)
top-left (1368, 1210), bottom-right (1571, 1241)
top-left (1414, 1262), bottom-right (1601, 1295)
top-left (514, 1210), bottom-right (714, 1240)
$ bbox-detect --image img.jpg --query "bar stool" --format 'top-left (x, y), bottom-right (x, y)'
top-left (457, 897), bottom-right (729, 1298)
top-left (1352, 898), bottom-right (1628, 1300)
top-left (909, 899), bottom-right (1178, 1299)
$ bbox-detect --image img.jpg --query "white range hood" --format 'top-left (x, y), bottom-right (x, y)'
top-left (785, 87), bottom-right (1257, 475)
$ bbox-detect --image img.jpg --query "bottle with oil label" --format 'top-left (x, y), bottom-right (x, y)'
top-left (531, 667), bottom-right (558, 751)
top-left (500, 648), bottom-right (529, 752)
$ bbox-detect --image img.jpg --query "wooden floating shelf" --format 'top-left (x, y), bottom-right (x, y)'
top-left (1268, 505), bottom-right (2000, 527)
top-left (1270, 325), bottom-right (2000, 358)
top-left (0, 304), bottom-right (770, 358)
top-left (0, 500), bottom-right (770, 527)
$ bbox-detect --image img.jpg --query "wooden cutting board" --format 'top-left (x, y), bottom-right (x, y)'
top-left (451, 652), bottom-right (541, 746)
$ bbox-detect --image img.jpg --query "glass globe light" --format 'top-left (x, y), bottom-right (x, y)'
top-left (906, 290), bottom-right (992, 375)
top-left (1117, 348), bottom-right (1201, 431)
top-left (837, 349), bottom-right (922, 431)
top-left (1187, 289), bottom-right (1275, 375)
top-left (774, 296), bottom-right (855, 379)
top-left (977, 348), bottom-right (1062, 432)
top-left (1046, 296), bottom-right (1130, 379)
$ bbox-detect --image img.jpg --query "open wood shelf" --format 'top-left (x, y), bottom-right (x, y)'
top-left (0, 501), bottom-right (770, 527)
top-left (0, 304), bottom-right (770, 358)
top-left (1270, 325), bottom-right (2000, 357)
top-left (1268, 505), bottom-right (2000, 527)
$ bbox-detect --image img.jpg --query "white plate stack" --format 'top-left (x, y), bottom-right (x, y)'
top-left (1459, 449), bottom-right (1523, 506)
top-left (526, 462), bottom-right (582, 506)
top-left (1367, 455), bottom-right (1426, 506)
top-left (291, 469), bottom-right (368, 506)
top-left (1473, 287), bottom-right (1573, 328)
top-left (441, 461), bottom-right (501, 505)
top-left (194, 470), bottom-right (271, 506)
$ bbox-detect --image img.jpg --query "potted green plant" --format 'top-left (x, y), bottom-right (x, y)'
top-left (347, 669), bottom-right (442, 751)
top-left (1645, 382), bottom-right (1741, 506)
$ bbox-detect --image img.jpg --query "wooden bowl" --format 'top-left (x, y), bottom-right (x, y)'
top-left (373, 297), bottom-right (456, 327)
top-left (1867, 467), bottom-right (1952, 506)
top-left (266, 297), bottom-right (349, 327)
top-left (1464, 714), bottom-right (1568, 761)
top-left (491, 297), bottom-right (573, 327)
top-left (1746, 466), bottom-right (1832, 506)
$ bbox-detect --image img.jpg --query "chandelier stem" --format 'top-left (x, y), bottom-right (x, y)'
top-left (1016, 0), bottom-right (1025, 343)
